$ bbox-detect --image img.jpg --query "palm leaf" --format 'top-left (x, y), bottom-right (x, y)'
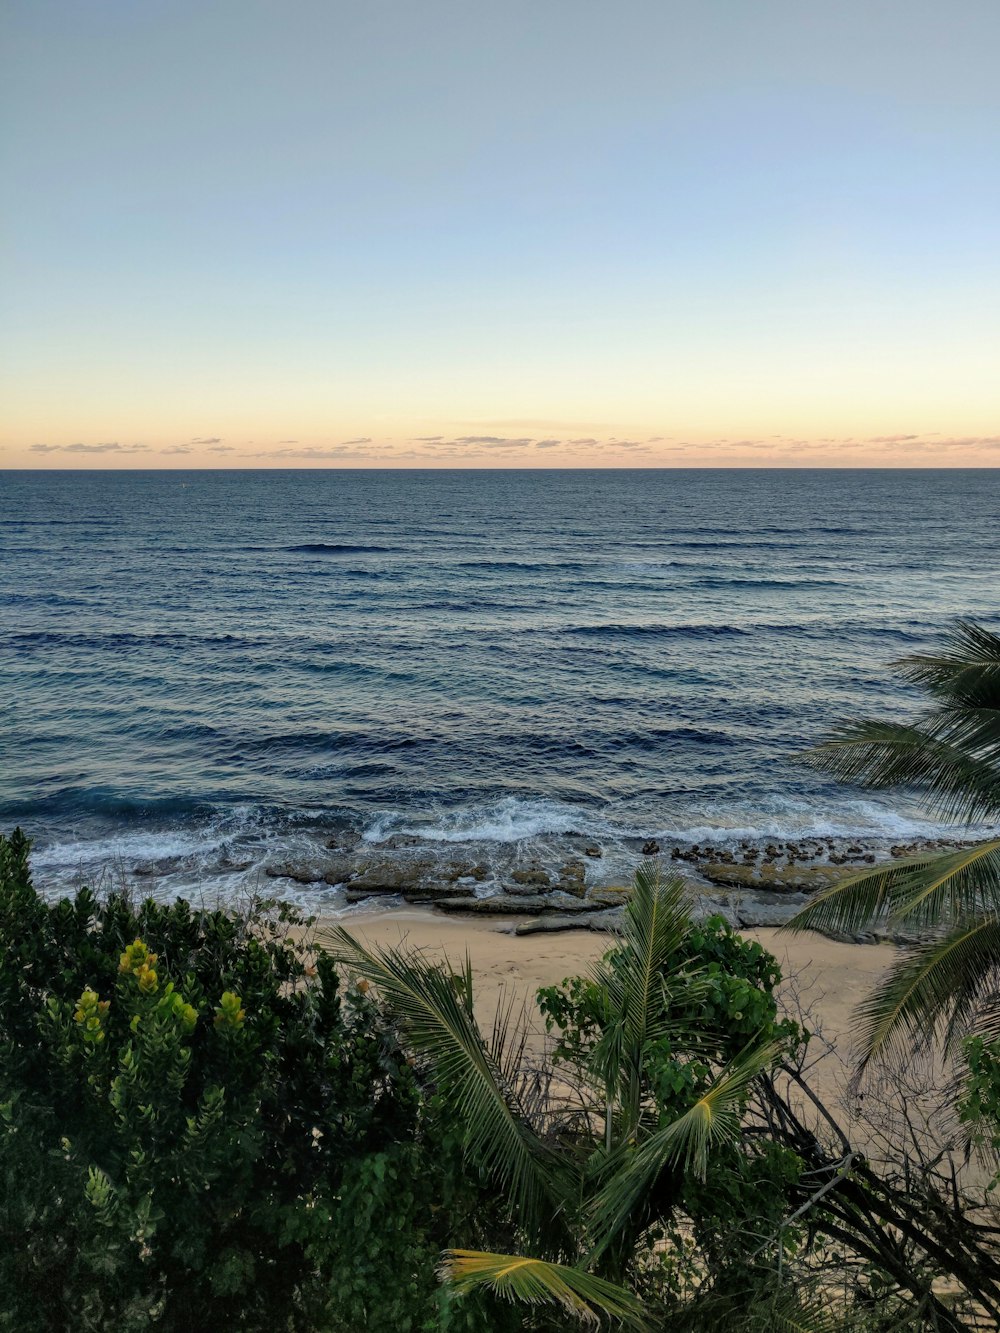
top-left (853, 915), bottom-right (1000, 1065)
top-left (897, 620), bottom-right (1000, 709)
top-left (587, 864), bottom-right (696, 1127)
top-left (787, 840), bottom-right (1000, 936)
top-left (589, 862), bottom-right (691, 1050)
top-left (589, 1037), bottom-right (783, 1253)
top-left (803, 720), bottom-right (1000, 823)
top-left (440, 1250), bottom-right (648, 1329)
top-left (324, 927), bottom-right (559, 1237)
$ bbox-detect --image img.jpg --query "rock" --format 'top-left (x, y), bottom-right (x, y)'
top-left (510, 867), bottom-right (552, 888)
top-left (584, 846), bottom-right (602, 859)
top-left (556, 860), bottom-right (587, 897)
top-left (322, 858), bottom-right (356, 886)
top-left (733, 893), bottom-right (810, 928)
top-left (688, 896), bottom-right (739, 928)
top-left (347, 860), bottom-right (434, 894)
top-left (587, 885), bottom-right (633, 907)
top-left (373, 833), bottom-right (422, 850)
top-left (441, 860), bottom-right (489, 882)
top-left (343, 880), bottom-right (466, 905)
top-left (434, 894), bottom-right (598, 915)
top-left (512, 909), bottom-right (625, 936)
top-left (325, 830), bottom-right (361, 852)
top-left (265, 862), bottom-right (327, 884)
top-left (699, 863), bottom-right (860, 894)
top-left (641, 839), bottom-right (660, 855)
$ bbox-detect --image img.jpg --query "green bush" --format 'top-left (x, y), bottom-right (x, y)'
top-left (0, 828), bottom-right (489, 1332)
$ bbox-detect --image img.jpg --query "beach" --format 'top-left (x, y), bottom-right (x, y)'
top-left (322, 906), bottom-right (899, 1097)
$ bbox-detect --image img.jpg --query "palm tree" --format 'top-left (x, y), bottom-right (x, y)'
top-left (325, 865), bottom-right (788, 1328)
top-left (788, 620), bottom-right (1000, 1067)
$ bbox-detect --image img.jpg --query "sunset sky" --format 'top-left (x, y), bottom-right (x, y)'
top-left (2, 0), bottom-right (998, 469)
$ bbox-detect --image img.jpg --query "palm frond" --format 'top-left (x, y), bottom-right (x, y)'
top-left (853, 915), bottom-right (1000, 1065)
top-left (802, 721), bottom-right (1000, 823)
top-left (897, 620), bottom-right (1000, 709)
top-left (787, 840), bottom-right (1000, 936)
top-left (587, 865), bottom-right (693, 1113)
top-left (919, 702), bottom-right (1000, 764)
top-left (324, 928), bottom-right (558, 1237)
top-left (589, 1038), bottom-right (783, 1253)
top-left (440, 1250), bottom-right (648, 1329)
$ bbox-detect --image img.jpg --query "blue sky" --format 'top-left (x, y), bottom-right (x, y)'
top-left (3, 0), bottom-right (998, 466)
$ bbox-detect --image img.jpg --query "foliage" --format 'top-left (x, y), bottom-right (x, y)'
top-left (330, 865), bottom-right (805, 1327)
top-left (0, 827), bottom-right (497, 1332)
top-left (789, 619), bottom-right (1000, 1067)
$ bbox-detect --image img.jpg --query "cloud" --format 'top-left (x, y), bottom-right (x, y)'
top-left (535, 440), bottom-right (561, 449)
top-left (568, 437), bottom-right (599, 446)
top-left (453, 435), bottom-right (533, 447)
top-left (340, 437), bottom-right (372, 446)
top-left (190, 436), bottom-right (222, 445)
top-left (160, 446), bottom-right (191, 455)
top-left (277, 439), bottom-right (298, 444)
top-left (241, 443), bottom-right (385, 460)
top-left (867, 434), bottom-right (919, 443)
top-left (208, 445), bottom-right (234, 453)
top-left (934, 435), bottom-right (1000, 449)
top-left (30, 442), bottom-right (148, 454)
top-left (413, 435), bottom-right (444, 442)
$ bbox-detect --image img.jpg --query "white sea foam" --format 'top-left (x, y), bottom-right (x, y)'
top-left (364, 796), bottom-right (618, 845)
top-left (651, 797), bottom-right (985, 845)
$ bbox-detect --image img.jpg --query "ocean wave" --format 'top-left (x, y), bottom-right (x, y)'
top-left (364, 797), bottom-right (612, 844)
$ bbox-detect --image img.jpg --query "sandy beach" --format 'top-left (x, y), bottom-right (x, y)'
top-left (319, 907), bottom-right (899, 1092)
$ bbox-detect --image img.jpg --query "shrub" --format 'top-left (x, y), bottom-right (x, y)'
top-left (0, 828), bottom-right (486, 1332)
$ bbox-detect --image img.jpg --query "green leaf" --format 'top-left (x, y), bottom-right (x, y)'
top-left (324, 928), bottom-right (560, 1240)
top-left (787, 840), bottom-right (1000, 937)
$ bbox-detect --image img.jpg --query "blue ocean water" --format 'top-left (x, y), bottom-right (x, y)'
top-left (2, 468), bottom-right (998, 905)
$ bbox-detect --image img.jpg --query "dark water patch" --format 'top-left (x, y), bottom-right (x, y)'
top-left (0, 787), bottom-right (219, 823)
top-left (564, 622), bottom-right (752, 639)
top-left (285, 542), bottom-right (398, 554)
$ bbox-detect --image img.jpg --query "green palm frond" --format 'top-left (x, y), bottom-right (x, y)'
top-left (897, 620), bottom-right (1000, 709)
top-left (440, 1250), bottom-right (648, 1329)
top-left (589, 1038), bottom-right (783, 1253)
top-left (587, 864), bottom-right (695, 1125)
top-left (325, 928), bottom-right (558, 1236)
top-left (589, 862), bottom-right (691, 1048)
top-left (803, 721), bottom-right (1000, 823)
top-left (854, 915), bottom-right (1000, 1065)
top-left (788, 840), bottom-right (1000, 936)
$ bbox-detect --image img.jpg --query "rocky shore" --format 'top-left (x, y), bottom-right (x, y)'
top-left (254, 828), bottom-right (974, 945)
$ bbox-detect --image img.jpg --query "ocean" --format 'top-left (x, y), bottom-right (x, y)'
top-left (2, 468), bottom-right (998, 909)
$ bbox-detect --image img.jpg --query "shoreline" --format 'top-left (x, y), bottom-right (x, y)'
top-left (27, 820), bottom-right (980, 940)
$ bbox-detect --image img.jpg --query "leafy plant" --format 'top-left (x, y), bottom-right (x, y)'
top-left (788, 620), bottom-right (1000, 1067)
top-left (0, 828), bottom-right (492, 1332)
top-left (329, 863), bottom-right (803, 1327)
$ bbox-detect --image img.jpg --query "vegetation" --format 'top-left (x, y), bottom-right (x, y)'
top-left (330, 866), bottom-right (806, 1328)
top-left (5, 777), bottom-right (1000, 1328)
top-left (0, 827), bottom-right (498, 1332)
top-left (789, 620), bottom-right (1000, 1069)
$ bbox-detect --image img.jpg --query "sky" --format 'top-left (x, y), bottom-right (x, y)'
top-left (2, 0), bottom-right (998, 469)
